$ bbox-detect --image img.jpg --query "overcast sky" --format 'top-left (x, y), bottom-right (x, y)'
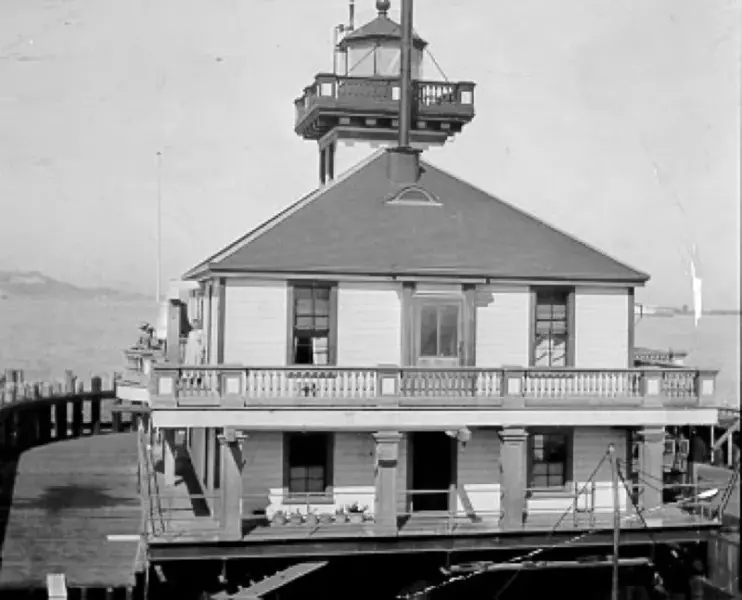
top-left (0, 0), bottom-right (739, 308)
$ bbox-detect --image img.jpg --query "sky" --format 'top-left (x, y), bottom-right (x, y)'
top-left (0, 0), bottom-right (739, 309)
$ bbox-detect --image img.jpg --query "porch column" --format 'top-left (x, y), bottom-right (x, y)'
top-left (498, 427), bottom-right (528, 530)
top-left (218, 427), bottom-right (245, 540)
top-left (372, 431), bottom-right (403, 535)
top-left (191, 427), bottom-right (206, 482)
top-left (206, 428), bottom-right (217, 496)
top-left (163, 428), bottom-right (177, 487)
top-left (638, 427), bottom-right (665, 513)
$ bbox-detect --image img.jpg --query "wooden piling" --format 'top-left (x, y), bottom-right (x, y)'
top-left (91, 376), bottom-right (102, 435)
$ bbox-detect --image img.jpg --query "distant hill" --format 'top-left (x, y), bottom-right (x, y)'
top-left (0, 271), bottom-right (148, 301)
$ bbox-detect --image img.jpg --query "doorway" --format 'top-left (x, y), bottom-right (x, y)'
top-left (409, 432), bottom-right (456, 512)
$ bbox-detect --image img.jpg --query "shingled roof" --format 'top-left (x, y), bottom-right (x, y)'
top-left (338, 13), bottom-right (427, 50)
top-left (185, 149), bottom-right (648, 284)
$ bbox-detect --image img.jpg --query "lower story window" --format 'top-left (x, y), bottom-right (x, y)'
top-left (285, 433), bottom-right (333, 497)
top-left (529, 431), bottom-right (570, 488)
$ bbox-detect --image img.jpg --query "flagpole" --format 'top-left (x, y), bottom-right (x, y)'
top-left (156, 151), bottom-right (163, 303)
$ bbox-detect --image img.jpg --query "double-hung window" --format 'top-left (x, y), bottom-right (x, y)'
top-left (532, 288), bottom-right (573, 367)
top-left (289, 284), bottom-right (337, 365)
top-left (529, 431), bottom-right (571, 489)
top-left (284, 433), bottom-right (333, 500)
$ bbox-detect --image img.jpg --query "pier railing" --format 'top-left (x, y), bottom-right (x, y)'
top-left (147, 365), bottom-right (718, 410)
top-left (0, 370), bottom-right (135, 452)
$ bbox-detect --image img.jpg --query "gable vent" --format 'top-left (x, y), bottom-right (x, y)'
top-left (387, 185), bottom-right (441, 206)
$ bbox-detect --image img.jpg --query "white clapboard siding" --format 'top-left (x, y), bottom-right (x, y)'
top-left (223, 280), bottom-right (287, 366)
top-left (575, 287), bottom-right (630, 368)
top-left (250, 433), bottom-right (376, 516)
top-left (528, 427), bottom-right (629, 514)
top-left (333, 433), bottom-right (376, 512)
top-left (337, 282), bottom-right (402, 366)
top-left (455, 429), bottom-right (501, 520)
top-left (475, 285), bottom-right (530, 367)
top-left (241, 432), bottom-right (284, 518)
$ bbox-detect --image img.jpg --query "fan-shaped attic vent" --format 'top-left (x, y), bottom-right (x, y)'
top-left (387, 186), bottom-right (441, 206)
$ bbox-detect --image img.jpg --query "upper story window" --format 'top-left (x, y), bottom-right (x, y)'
top-left (289, 283), bottom-right (337, 365)
top-left (532, 288), bottom-right (573, 367)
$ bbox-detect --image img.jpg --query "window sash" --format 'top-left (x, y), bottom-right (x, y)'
top-left (533, 289), bottom-right (571, 367)
top-left (286, 433), bottom-right (332, 496)
top-left (290, 284), bottom-right (336, 365)
top-left (529, 432), bottom-right (569, 489)
top-left (419, 303), bottom-right (460, 358)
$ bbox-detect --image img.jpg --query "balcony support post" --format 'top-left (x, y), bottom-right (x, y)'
top-left (640, 370), bottom-right (664, 407)
top-left (372, 431), bottom-right (403, 534)
top-left (498, 427), bottom-right (528, 530)
top-left (218, 427), bottom-right (245, 540)
top-left (163, 428), bottom-right (177, 487)
top-left (637, 427), bottom-right (665, 513)
top-left (166, 299), bottom-right (182, 363)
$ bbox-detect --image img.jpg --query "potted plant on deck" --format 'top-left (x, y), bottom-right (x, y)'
top-left (271, 510), bottom-right (287, 527)
top-left (305, 509), bottom-right (319, 527)
top-left (346, 502), bottom-right (368, 524)
top-left (318, 511), bottom-right (334, 525)
top-left (289, 509), bottom-right (304, 526)
top-left (334, 506), bottom-right (348, 524)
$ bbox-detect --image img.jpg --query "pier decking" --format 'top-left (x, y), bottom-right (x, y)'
top-left (0, 432), bottom-right (142, 591)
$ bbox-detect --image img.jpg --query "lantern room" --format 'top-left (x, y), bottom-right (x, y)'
top-left (293, 0), bottom-right (476, 184)
top-left (337, 0), bottom-right (426, 79)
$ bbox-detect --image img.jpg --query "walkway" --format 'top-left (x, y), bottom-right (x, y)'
top-left (0, 432), bottom-right (142, 591)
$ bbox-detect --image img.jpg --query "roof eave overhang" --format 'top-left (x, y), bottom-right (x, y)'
top-left (194, 265), bottom-right (649, 287)
top-left (339, 35), bottom-right (427, 50)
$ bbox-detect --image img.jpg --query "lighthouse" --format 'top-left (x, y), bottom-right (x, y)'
top-left (293, 0), bottom-right (476, 184)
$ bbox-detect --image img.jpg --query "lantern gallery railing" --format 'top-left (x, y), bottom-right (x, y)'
top-left (294, 73), bottom-right (475, 130)
top-left (149, 365), bottom-right (717, 410)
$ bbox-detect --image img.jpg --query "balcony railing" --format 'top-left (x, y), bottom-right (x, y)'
top-left (294, 73), bottom-right (475, 132)
top-left (149, 365), bottom-right (718, 410)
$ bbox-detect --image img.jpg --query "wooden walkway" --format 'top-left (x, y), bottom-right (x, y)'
top-left (0, 432), bottom-right (142, 590)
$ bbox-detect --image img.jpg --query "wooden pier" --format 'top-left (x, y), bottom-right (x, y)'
top-left (0, 371), bottom-right (144, 597)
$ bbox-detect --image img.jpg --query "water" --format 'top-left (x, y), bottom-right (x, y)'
top-left (0, 297), bottom-right (156, 382)
top-left (0, 298), bottom-right (739, 410)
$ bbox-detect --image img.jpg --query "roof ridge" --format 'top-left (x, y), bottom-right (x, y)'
top-left (419, 156), bottom-right (650, 282)
top-left (182, 148), bottom-right (389, 280)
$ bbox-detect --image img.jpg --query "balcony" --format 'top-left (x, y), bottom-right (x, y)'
top-left (294, 73), bottom-right (476, 141)
top-left (149, 365), bottom-right (718, 412)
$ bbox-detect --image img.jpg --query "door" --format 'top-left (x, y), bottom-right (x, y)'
top-left (410, 432), bottom-right (456, 512)
top-left (414, 300), bottom-right (462, 367)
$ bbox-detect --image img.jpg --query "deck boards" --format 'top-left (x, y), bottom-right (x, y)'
top-left (0, 432), bottom-right (142, 589)
top-left (148, 469), bottom-right (719, 546)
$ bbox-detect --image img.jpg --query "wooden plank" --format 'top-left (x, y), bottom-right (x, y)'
top-left (148, 524), bottom-right (719, 562)
top-left (0, 433), bottom-right (141, 589)
top-left (238, 561), bottom-right (328, 597)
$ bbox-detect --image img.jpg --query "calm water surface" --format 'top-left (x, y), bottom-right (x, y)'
top-left (0, 297), bottom-right (155, 382)
top-left (0, 298), bottom-right (739, 408)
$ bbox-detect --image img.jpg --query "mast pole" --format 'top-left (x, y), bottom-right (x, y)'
top-left (610, 443), bottom-right (620, 600)
top-left (156, 151), bottom-right (162, 303)
top-left (398, 0), bottom-right (413, 148)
